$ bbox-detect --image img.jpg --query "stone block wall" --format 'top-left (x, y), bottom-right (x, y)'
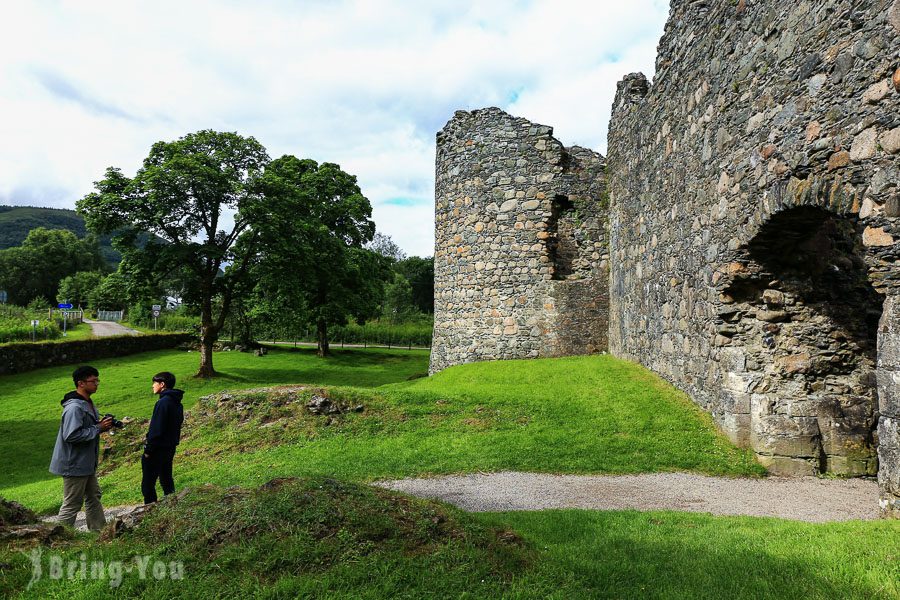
top-left (608, 0), bottom-right (900, 514)
top-left (430, 108), bottom-right (608, 373)
top-left (0, 333), bottom-right (193, 376)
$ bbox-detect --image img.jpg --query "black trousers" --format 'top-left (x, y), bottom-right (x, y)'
top-left (141, 446), bottom-right (177, 504)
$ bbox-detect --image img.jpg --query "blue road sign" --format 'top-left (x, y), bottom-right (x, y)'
top-left (58, 303), bottom-right (73, 309)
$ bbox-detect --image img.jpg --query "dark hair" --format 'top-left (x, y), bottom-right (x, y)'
top-left (152, 371), bottom-right (176, 390)
top-left (72, 365), bottom-right (99, 386)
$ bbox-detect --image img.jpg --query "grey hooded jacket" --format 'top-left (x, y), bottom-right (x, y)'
top-left (49, 391), bottom-right (101, 477)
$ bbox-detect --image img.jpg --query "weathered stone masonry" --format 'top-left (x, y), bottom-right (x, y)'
top-left (608, 0), bottom-right (900, 514)
top-left (430, 108), bottom-right (609, 373)
top-left (430, 0), bottom-right (900, 517)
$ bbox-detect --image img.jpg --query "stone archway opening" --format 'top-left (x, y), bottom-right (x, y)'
top-left (723, 206), bottom-right (882, 475)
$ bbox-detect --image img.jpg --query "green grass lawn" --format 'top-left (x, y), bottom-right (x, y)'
top-left (1, 349), bottom-right (761, 513)
top-left (1, 347), bottom-right (897, 599)
top-left (0, 321), bottom-right (96, 346)
top-left (477, 510), bottom-right (900, 599)
top-left (2, 495), bottom-right (897, 598)
top-left (44, 321), bottom-right (94, 342)
top-left (0, 346), bottom-right (430, 512)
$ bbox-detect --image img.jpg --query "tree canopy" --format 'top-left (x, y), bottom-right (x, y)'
top-left (78, 130), bottom-right (269, 377)
top-left (0, 227), bottom-right (106, 305)
top-left (78, 130), bottom-right (392, 371)
top-left (254, 155), bottom-right (389, 356)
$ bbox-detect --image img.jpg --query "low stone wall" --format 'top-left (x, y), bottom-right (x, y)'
top-left (0, 334), bottom-right (193, 376)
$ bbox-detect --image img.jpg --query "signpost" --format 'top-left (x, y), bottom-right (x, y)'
top-left (31, 319), bottom-right (39, 342)
top-left (58, 303), bottom-right (73, 336)
top-left (152, 305), bottom-right (161, 330)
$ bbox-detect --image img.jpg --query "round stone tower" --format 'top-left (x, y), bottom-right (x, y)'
top-left (430, 107), bottom-right (609, 373)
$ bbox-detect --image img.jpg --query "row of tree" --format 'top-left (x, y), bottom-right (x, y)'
top-left (72, 130), bottom-right (429, 377)
top-left (0, 131), bottom-right (434, 376)
top-left (0, 228), bottom-right (106, 305)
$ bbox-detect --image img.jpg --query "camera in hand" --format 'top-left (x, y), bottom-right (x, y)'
top-left (102, 413), bottom-right (125, 428)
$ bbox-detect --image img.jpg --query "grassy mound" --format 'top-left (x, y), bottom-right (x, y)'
top-left (98, 385), bottom-right (395, 476)
top-left (5, 477), bottom-right (531, 598)
top-left (0, 498), bottom-right (37, 526)
top-left (82, 354), bottom-right (765, 512)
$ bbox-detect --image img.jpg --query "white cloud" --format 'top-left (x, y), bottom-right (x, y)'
top-left (0, 0), bottom-right (669, 257)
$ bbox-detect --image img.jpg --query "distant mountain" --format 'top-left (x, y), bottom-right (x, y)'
top-left (0, 205), bottom-right (123, 264)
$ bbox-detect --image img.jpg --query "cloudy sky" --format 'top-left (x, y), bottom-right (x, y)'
top-left (0, 0), bottom-right (669, 257)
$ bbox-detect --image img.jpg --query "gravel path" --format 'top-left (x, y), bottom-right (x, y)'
top-left (43, 472), bottom-right (879, 530)
top-left (42, 504), bottom-right (143, 532)
top-left (84, 319), bottom-right (140, 338)
top-left (376, 472), bottom-right (881, 522)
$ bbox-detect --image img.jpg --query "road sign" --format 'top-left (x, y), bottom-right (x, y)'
top-left (152, 310), bottom-right (161, 317)
top-left (31, 320), bottom-right (39, 326)
top-left (58, 303), bottom-right (73, 309)
top-left (152, 304), bottom-right (162, 311)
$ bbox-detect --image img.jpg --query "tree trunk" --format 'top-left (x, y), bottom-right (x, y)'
top-left (196, 304), bottom-right (219, 378)
top-left (316, 318), bottom-right (329, 357)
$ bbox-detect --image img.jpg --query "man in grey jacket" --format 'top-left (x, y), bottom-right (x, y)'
top-left (49, 365), bottom-right (114, 531)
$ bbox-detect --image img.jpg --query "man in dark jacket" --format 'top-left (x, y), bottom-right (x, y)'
top-left (142, 371), bottom-right (184, 504)
top-left (49, 365), bottom-right (114, 531)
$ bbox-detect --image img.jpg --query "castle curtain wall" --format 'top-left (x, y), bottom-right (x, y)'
top-left (607, 0), bottom-right (900, 514)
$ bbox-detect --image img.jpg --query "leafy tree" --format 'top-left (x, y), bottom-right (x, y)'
top-left (0, 228), bottom-right (106, 305)
top-left (257, 156), bottom-right (390, 356)
top-left (381, 272), bottom-right (415, 318)
top-left (77, 130), bottom-right (269, 377)
top-left (367, 232), bottom-right (406, 262)
top-left (57, 271), bottom-right (104, 308)
top-left (90, 271), bottom-right (130, 311)
top-left (395, 256), bottom-right (434, 314)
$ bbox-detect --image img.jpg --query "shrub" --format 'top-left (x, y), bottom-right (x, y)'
top-left (0, 304), bottom-right (62, 343)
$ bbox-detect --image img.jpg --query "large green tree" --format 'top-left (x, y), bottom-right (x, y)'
top-left (56, 271), bottom-right (104, 308)
top-left (257, 156), bottom-right (390, 356)
top-left (0, 227), bottom-right (105, 305)
top-left (90, 271), bottom-right (130, 311)
top-left (77, 130), bottom-right (269, 377)
top-left (395, 256), bottom-right (434, 314)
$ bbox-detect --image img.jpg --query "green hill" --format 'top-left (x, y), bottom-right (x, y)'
top-left (0, 205), bottom-right (118, 265)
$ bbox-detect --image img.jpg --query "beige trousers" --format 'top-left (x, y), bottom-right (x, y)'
top-left (58, 474), bottom-right (106, 531)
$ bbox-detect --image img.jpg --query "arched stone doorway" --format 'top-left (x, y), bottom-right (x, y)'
top-left (718, 206), bottom-right (883, 476)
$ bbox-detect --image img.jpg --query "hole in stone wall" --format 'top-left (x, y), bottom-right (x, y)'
top-left (548, 195), bottom-right (577, 280)
top-left (744, 207), bottom-right (882, 347)
top-left (722, 206), bottom-right (882, 475)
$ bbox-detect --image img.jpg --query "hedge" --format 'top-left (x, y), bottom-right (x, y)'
top-left (0, 333), bottom-right (194, 376)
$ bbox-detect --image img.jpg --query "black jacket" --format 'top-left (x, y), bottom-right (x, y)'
top-left (145, 389), bottom-right (184, 453)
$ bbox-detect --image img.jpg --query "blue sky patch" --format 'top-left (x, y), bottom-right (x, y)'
top-left (383, 197), bottom-right (427, 207)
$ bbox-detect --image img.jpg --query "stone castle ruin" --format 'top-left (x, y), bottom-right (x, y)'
top-left (430, 0), bottom-right (900, 516)
top-left (430, 109), bottom-right (610, 372)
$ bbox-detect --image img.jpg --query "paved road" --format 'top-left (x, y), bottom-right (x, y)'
top-left (84, 319), bottom-right (141, 337)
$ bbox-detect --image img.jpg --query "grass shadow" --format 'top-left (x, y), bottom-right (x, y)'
top-left (487, 510), bottom-right (900, 599)
top-left (0, 418), bottom-right (63, 488)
